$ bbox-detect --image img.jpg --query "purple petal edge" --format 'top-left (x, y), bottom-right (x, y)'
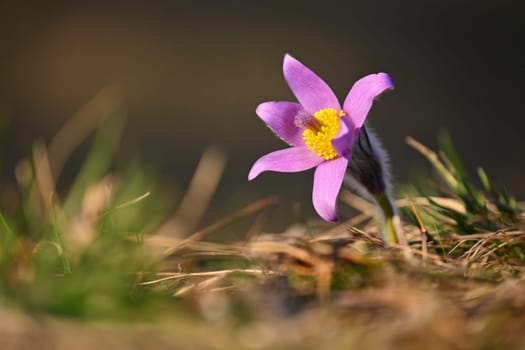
top-left (312, 157), bottom-right (348, 222)
top-left (248, 147), bottom-right (323, 180)
top-left (331, 116), bottom-right (355, 158)
top-left (256, 101), bottom-right (304, 147)
top-left (343, 73), bottom-right (394, 128)
top-left (283, 54), bottom-right (340, 115)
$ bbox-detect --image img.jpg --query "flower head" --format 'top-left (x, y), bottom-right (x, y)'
top-left (248, 54), bottom-right (393, 222)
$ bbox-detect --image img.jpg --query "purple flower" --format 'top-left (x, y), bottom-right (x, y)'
top-left (248, 54), bottom-right (393, 222)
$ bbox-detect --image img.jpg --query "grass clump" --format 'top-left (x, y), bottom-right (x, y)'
top-left (0, 118), bottom-right (176, 320)
top-left (0, 102), bottom-right (525, 349)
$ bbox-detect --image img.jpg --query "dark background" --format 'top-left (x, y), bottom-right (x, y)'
top-left (1, 0), bottom-right (524, 226)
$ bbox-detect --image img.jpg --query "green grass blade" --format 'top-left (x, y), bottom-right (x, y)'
top-left (437, 131), bottom-right (467, 180)
top-left (64, 116), bottom-right (125, 217)
top-left (0, 212), bottom-right (16, 242)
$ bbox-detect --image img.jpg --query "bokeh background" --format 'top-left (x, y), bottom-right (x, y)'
top-left (1, 0), bottom-right (524, 228)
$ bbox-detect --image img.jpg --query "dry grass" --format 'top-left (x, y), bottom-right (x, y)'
top-left (2, 212), bottom-right (525, 349)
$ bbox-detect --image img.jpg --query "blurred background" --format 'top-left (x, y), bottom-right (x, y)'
top-left (1, 0), bottom-right (524, 228)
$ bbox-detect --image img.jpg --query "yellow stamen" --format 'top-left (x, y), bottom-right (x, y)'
top-left (302, 108), bottom-right (342, 160)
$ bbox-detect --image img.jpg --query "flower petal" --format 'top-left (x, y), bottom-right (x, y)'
top-left (312, 156), bottom-right (348, 222)
top-left (283, 54), bottom-right (340, 115)
top-left (343, 73), bottom-right (394, 128)
top-left (331, 116), bottom-right (355, 158)
top-left (248, 147), bottom-right (323, 180)
top-left (256, 101), bottom-right (304, 147)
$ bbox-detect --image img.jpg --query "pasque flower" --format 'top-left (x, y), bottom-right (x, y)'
top-left (248, 54), bottom-right (393, 222)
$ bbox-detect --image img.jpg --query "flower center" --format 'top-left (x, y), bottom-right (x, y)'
top-left (300, 108), bottom-right (342, 160)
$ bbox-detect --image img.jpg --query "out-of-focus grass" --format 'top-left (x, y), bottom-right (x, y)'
top-left (1, 104), bottom-right (525, 349)
top-left (0, 116), bottom-right (178, 320)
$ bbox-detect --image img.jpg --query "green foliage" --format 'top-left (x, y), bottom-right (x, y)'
top-left (404, 133), bottom-right (522, 237)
